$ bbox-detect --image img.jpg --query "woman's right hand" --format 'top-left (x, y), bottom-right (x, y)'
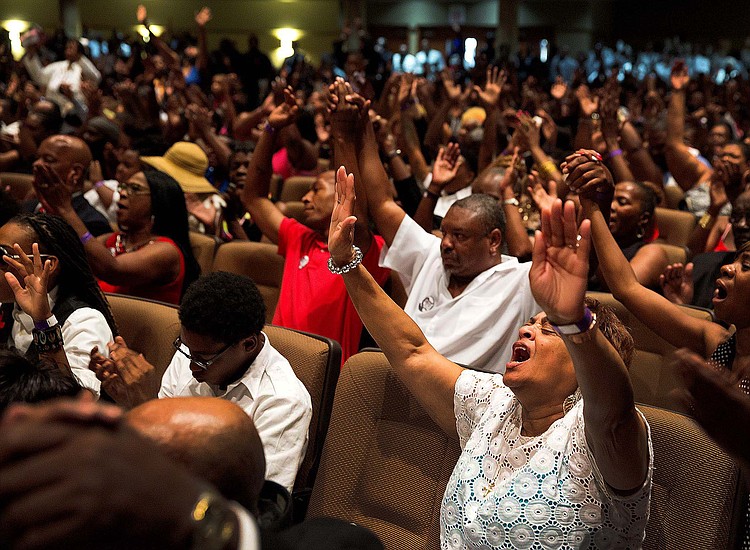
top-left (2, 243), bottom-right (53, 322)
top-left (328, 166), bottom-right (358, 267)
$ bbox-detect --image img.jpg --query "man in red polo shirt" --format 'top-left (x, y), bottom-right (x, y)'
top-left (241, 87), bottom-right (388, 362)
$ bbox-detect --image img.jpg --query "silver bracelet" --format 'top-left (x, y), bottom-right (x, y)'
top-left (327, 246), bottom-right (363, 274)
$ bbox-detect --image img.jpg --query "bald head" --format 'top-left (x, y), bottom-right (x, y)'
top-left (45, 135), bottom-right (93, 167)
top-left (127, 397), bottom-right (266, 513)
top-left (34, 135), bottom-right (92, 191)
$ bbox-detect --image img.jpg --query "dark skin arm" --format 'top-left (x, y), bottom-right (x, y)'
top-left (413, 143), bottom-right (462, 232)
top-left (239, 88), bottom-right (299, 244)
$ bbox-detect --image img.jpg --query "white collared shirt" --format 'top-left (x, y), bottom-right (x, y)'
top-left (8, 287), bottom-right (112, 396)
top-left (159, 333), bottom-right (312, 492)
top-left (380, 215), bottom-right (539, 373)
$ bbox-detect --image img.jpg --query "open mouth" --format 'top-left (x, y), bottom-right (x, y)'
top-left (506, 342), bottom-right (530, 369)
top-left (713, 280), bottom-right (728, 302)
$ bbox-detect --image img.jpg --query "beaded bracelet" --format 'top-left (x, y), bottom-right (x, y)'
top-left (32, 324), bottom-right (64, 353)
top-left (327, 246), bottom-right (363, 275)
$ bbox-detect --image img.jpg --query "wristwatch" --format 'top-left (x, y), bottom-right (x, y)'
top-left (34, 314), bottom-right (59, 331)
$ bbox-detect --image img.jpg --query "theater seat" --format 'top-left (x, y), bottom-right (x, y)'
top-left (105, 293), bottom-right (181, 394)
top-left (307, 350), bottom-right (461, 549)
top-left (279, 176), bottom-right (315, 203)
top-left (640, 404), bottom-right (746, 549)
top-left (587, 291), bottom-right (714, 411)
top-left (654, 207), bottom-right (696, 248)
top-left (188, 231), bottom-right (218, 275)
top-left (211, 241), bottom-right (284, 324)
top-left (1, 172), bottom-right (33, 202)
top-left (655, 242), bottom-right (687, 265)
top-left (264, 325), bottom-right (341, 521)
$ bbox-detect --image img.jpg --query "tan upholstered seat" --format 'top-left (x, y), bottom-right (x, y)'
top-left (279, 176), bottom-right (315, 203)
top-left (264, 325), bottom-right (341, 519)
top-left (278, 201), bottom-right (306, 223)
top-left (211, 241), bottom-right (284, 323)
top-left (587, 291), bottom-right (714, 411)
top-left (317, 158), bottom-right (331, 174)
top-left (639, 404), bottom-right (746, 549)
top-left (308, 350), bottom-right (461, 549)
top-left (655, 242), bottom-right (687, 265)
top-left (105, 293), bottom-right (181, 394)
top-left (654, 207), bottom-right (696, 248)
top-left (1, 172), bottom-right (34, 202)
top-left (188, 231), bottom-right (218, 275)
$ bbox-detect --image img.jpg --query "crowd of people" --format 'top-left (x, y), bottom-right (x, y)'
top-left (1, 6), bottom-right (750, 548)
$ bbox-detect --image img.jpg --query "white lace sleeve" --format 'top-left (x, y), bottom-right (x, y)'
top-left (454, 369), bottom-right (511, 449)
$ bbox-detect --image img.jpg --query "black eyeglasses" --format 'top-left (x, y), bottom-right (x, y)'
top-left (0, 244), bottom-right (53, 271)
top-left (117, 181), bottom-right (151, 195)
top-left (172, 336), bottom-right (234, 370)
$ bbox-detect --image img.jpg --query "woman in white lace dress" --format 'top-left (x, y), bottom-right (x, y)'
top-left (327, 168), bottom-right (652, 549)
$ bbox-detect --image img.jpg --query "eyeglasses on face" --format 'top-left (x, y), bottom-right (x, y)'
top-left (0, 244), bottom-right (53, 271)
top-left (117, 181), bottom-right (151, 195)
top-left (172, 336), bottom-right (234, 370)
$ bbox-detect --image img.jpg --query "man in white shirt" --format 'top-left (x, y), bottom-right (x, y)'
top-left (357, 113), bottom-right (538, 373)
top-left (22, 39), bottom-right (101, 116)
top-left (92, 272), bottom-right (312, 493)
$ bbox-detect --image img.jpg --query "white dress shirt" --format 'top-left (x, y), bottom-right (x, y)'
top-left (159, 333), bottom-right (312, 492)
top-left (9, 287), bottom-right (112, 395)
top-left (23, 54), bottom-right (101, 112)
top-left (380, 215), bottom-right (539, 373)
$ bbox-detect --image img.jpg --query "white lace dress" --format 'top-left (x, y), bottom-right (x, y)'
top-left (442, 370), bottom-right (653, 549)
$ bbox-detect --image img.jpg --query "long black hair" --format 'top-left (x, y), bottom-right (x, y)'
top-left (10, 213), bottom-right (118, 334)
top-left (144, 169), bottom-right (200, 294)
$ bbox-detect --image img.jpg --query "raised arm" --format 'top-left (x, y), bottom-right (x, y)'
top-left (194, 7), bottom-right (211, 72)
top-left (665, 62), bottom-right (712, 191)
top-left (239, 89), bottom-right (299, 243)
top-left (566, 151), bottom-right (727, 357)
top-left (358, 98), bottom-right (407, 246)
top-left (413, 143), bottom-right (461, 232)
top-left (530, 199), bottom-right (648, 491)
top-left (328, 168), bottom-right (461, 437)
top-left (473, 66), bottom-right (506, 173)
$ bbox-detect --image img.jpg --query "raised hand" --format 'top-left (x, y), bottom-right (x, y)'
top-left (473, 66), bottom-right (505, 109)
top-left (660, 262), bottom-right (694, 305)
top-left (529, 200), bottom-right (591, 324)
top-left (328, 166), bottom-right (358, 267)
top-left (431, 143), bottom-right (463, 188)
top-left (562, 149), bottom-right (613, 200)
top-left (528, 171), bottom-right (558, 213)
top-left (551, 76), bottom-right (568, 100)
top-left (136, 4), bottom-right (147, 24)
top-left (515, 110), bottom-right (541, 150)
top-left (440, 69), bottom-right (464, 104)
top-left (576, 85), bottom-right (599, 117)
top-left (195, 6), bottom-right (212, 27)
top-left (2, 243), bottom-right (54, 322)
top-left (267, 85), bottom-right (299, 130)
top-left (670, 60), bottom-right (689, 91)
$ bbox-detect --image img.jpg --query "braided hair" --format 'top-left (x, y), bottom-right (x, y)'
top-left (10, 213), bottom-right (118, 335)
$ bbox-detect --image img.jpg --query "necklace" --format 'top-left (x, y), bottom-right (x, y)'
top-left (113, 233), bottom-right (155, 255)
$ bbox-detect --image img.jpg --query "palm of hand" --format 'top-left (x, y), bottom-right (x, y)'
top-left (671, 73), bottom-right (688, 90)
top-left (551, 83), bottom-right (567, 100)
top-left (530, 245), bottom-right (587, 320)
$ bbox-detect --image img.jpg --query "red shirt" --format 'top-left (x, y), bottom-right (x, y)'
top-left (98, 233), bottom-right (185, 305)
top-left (273, 217), bottom-right (389, 363)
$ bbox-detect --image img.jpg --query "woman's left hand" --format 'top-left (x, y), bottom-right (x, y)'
top-left (2, 242), bottom-right (53, 322)
top-left (529, 199), bottom-right (591, 324)
top-left (327, 166), bottom-right (358, 267)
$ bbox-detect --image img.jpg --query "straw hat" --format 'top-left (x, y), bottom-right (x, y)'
top-left (141, 142), bottom-right (216, 194)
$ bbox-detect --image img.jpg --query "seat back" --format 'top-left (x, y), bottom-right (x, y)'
top-left (654, 242), bottom-right (687, 265)
top-left (188, 231), bottom-right (218, 275)
top-left (654, 207), bottom-right (696, 248)
top-left (587, 292), bottom-right (714, 411)
top-left (308, 351), bottom-right (461, 549)
top-left (264, 326), bottom-right (341, 503)
top-left (0, 172), bottom-right (34, 202)
top-left (640, 404), bottom-right (745, 549)
top-left (212, 241), bottom-right (284, 324)
top-left (316, 158), bottom-right (330, 174)
top-left (279, 201), bottom-right (306, 223)
top-left (279, 176), bottom-right (315, 203)
top-left (105, 293), bottom-right (181, 394)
